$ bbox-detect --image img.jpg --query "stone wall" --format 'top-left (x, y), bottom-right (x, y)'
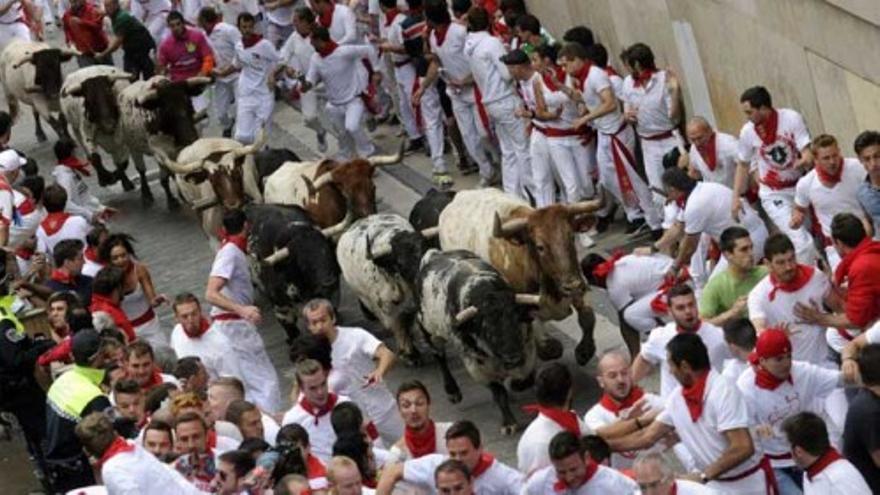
top-left (525, 0), bottom-right (880, 150)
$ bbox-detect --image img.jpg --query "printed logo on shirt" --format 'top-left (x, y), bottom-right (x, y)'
top-left (759, 134), bottom-right (797, 169)
top-left (186, 42), bottom-right (197, 53)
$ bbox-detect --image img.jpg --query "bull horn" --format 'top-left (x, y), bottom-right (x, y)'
top-left (565, 198), bottom-right (603, 216)
top-left (320, 209), bottom-right (352, 238)
top-left (60, 47), bottom-right (81, 57)
top-left (63, 82), bottom-right (82, 97)
top-left (231, 130), bottom-right (267, 159)
top-left (454, 306), bottom-right (479, 326)
top-left (25, 85), bottom-right (43, 94)
top-left (137, 89), bottom-right (159, 105)
top-left (367, 139), bottom-right (406, 166)
top-left (304, 172), bottom-right (333, 197)
top-left (492, 212), bottom-right (528, 238)
top-left (263, 247), bottom-right (290, 266)
top-left (191, 197), bottom-right (218, 211)
top-left (364, 235), bottom-right (393, 261)
top-left (12, 54), bottom-right (33, 69)
top-left (420, 226), bottom-right (439, 238)
top-left (186, 76), bottom-right (213, 87)
top-left (154, 148), bottom-right (205, 175)
top-left (514, 294), bottom-right (542, 306)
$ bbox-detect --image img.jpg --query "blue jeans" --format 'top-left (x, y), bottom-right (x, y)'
top-left (774, 466), bottom-right (804, 495)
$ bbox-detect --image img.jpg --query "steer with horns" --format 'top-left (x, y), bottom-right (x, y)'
top-left (438, 188), bottom-right (604, 365)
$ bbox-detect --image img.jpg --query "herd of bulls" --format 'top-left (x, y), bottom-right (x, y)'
top-left (0, 39), bottom-right (605, 433)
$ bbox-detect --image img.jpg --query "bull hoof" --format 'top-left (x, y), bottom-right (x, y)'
top-left (119, 173), bottom-right (135, 192)
top-left (536, 337), bottom-right (564, 361)
top-left (35, 131), bottom-right (47, 143)
top-left (97, 170), bottom-right (118, 187)
top-left (399, 348), bottom-right (423, 367)
top-left (500, 423), bottom-right (520, 436)
top-left (510, 371), bottom-right (536, 392)
top-left (141, 191), bottom-right (155, 207)
top-left (446, 391), bottom-right (462, 404)
top-left (166, 196), bottom-right (181, 211)
top-left (575, 339), bottom-right (597, 366)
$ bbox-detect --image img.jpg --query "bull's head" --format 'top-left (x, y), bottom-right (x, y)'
top-left (137, 76), bottom-right (211, 148)
top-left (364, 229), bottom-right (428, 284)
top-left (16, 47), bottom-right (78, 97)
top-left (302, 140), bottom-right (406, 218)
top-left (454, 291), bottom-right (540, 370)
top-left (492, 199), bottom-right (603, 299)
top-left (64, 73), bottom-right (132, 134)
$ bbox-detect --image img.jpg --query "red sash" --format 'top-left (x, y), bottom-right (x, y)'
top-left (411, 77), bottom-right (424, 132)
top-left (472, 85), bottom-right (495, 142)
top-left (605, 123), bottom-right (639, 207)
top-left (716, 456), bottom-right (778, 494)
top-left (404, 420), bottom-right (437, 458)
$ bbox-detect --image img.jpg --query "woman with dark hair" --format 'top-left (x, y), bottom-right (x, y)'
top-left (99, 233), bottom-right (168, 348)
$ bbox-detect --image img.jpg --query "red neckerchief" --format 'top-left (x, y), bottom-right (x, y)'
top-left (383, 7), bottom-right (399, 27)
top-left (806, 448), bottom-right (843, 481)
top-left (432, 22), bottom-right (450, 46)
top-left (670, 482), bottom-right (678, 494)
top-left (84, 246), bottom-right (101, 264)
top-left (697, 132), bottom-right (718, 171)
top-left (571, 62), bottom-right (592, 89)
top-left (40, 211), bottom-right (71, 236)
top-left (471, 453), bottom-right (495, 478)
top-left (755, 108), bottom-right (779, 146)
top-left (677, 319), bottom-right (702, 334)
top-left (553, 458), bottom-right (599, 492)
top-left (521, 405), bottom-right (582, 436)
top-left (604, 65), bottom-right (619, 78)
top-left (306, 453), bottom-right (326, 479)
top-left (591, 250), bottom-right (625, 286)
top-left (242, 33), bottom-right (263, 49)
top-left (815, 158), bottom-right (844, 186)
top-left (184, 317), bottom-right (211, 338)
top-left (300, 393), bottom-right (338, 424)
top-left (90, 293), bottom-right (136, 341)
top-left (834, 238), bottom-right (880, 285)
top-left (541, 66), bottom-right (567, 92)
top-left (754, 365), bottom-right (792, 390)
top-left (365, 421), bottom-right (379, 441)
top-left (206, 428), bottom-right (217, 450)
top-left (141, 366), bottom-right (164, 391)
top-left (404, 420), bottom-right (437, 458)
top-left (16, 196), bottom-right (34, 215)
top-left (97, 437), bottom-right (135, 468)
top-left (650, 268), bottom-right (692, 314)
top-left (681, 370), bottom-right (710, 422)
top-left (768, 264), bottom-right (814, 301)
top-left (15, 246), bottom-right (33, 260)
top-left (632, 69), bottom-right (655, 88)
top-left (598, 386), bottom-right (645, 415)
top-left (59, 156), bottom-right (91, 176)
top-left (317, 39), bottom-right (338, 58)
top-left (219, 228), bottom-right (248, 253)
top-left (50, 268), bottom-right (75, 285)
top-left (318, 3), bottom-right (335, 28)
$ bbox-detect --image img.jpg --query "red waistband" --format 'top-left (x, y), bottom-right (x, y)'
top-left (716, 456), bottom-right (771, 482)
top-left (760, 177), bottom-right (798, 190)
top-left (130, 307), bottom-right (156, 327)
top-left (639, 129), bottom-right (675, 141)
top-left (213, 313), bottom-right (242, 321)
top-left (534, 125), bottom-right (581, 138)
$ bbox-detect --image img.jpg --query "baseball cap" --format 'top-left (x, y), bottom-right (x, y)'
top-left (500, 49), bottom-right (530, 66)
top-left (71, 329), bottom-right (102, 366)
top-left (0, 149), bottom-right (26, 173)
top-left (754, 327), bottom-right (792, 359)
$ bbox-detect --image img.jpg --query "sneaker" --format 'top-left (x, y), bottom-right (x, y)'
top-left (433, 172), bottom-right (454, 190)
top-left (457, 161), bottom-right (478, 176)
top-left (316, 131), bottom-right (328, 153)
top-left (576, 232), bottom-right (596, 249)
top-left (405, 137), bottom-right (425, 155)
top-left (625, 218), bottom-right (646, 234)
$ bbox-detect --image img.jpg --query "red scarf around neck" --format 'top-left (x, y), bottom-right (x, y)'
top-left (84, 246), bottom-right (101, 263)
top-left (242, 33), bottom-right (263, 49)
top-left (98, 436), bottom-right (135, 468)
top-left (50, 268), bottom-right (75, 285)
top-left (681, 370), bottom-right (710, 422)
top-left (591, 250), bottom-right (625, 286)
top-left (16, 196), bottom-right (34, 215)
top-left (300, 393), bottom-right (338, 424)
top-left (697, 132), bottom-right (718, 171)
top-left (553, 458), bottom-right (599, 492)
top-left (318, 3), bottom-right (335, 28)
top-left (432, 23), bottom-right (450, 46)
top-left (59, 156), bottom-right (91, 176)
top-left (605, 65), bottom-right (619, 78)
top-left (40, 211), bottom-right (71, 236)
top-left (521, 405), bottom-right (581, 436)
top-left (317, 39), bottom-right (339, 58)
top-left (471, 452), bottom-right (495, 478)
top-left (632, 69), bottom-right (655, 88)
top-left (90, 293), bottom-right (136, 341)
top-left (404, 420), bottom-right (437, 458)
top-left (815, 159), bottom-right (844, 186)
top-left (677, 320), bottom-right (702, 334)
top-left (598, 386), bottom-right (645, 415)
top-left (571, 62), bottom-right (592, 90)
top-left (768, 264), bottom-right (814, 301)
top-left (755, 108), bottom-right (779, 146)
top-left (754, 365), bottom-right (792, 390)
top-left (141, 366), bottom-right (164, 391)
top-left (307, 453), bottom-right (326, 479)
top-left (207, 428), bottom-right (217, 450)
top-left (219, 229), bottom-right (248, 253)
top-left (806, 448), bottom-right (843, 481)
top-left (650, 268), bottom-right (692, 314)
top-left (383, 7), bottom-right (399, 27)
top-left (541, 66), bottom-right (567, 92)
top-left (184, 317), bottom-right (211, 339)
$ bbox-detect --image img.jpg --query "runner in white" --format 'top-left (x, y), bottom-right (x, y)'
top-left (129, 0), bottom-right (172, 45)
top-left (684, 116), bottom-right (740, 188)
top-left (312, 0), bottom-right (358, 45)
top-left (387, 380), bottom-right (451, 462)
top-left (0, 149), bottom-right (23, 247)
top-left (170, 293), bottom-right (247, 382)
top-left (199, 6), bottom-right (240, 138)
top-left (0, 0), bottom-right (31, 51)
top-left (261, 0), bottom-right (297, 48)
top-left (51, 140), bottom-right (108, 222)
top-left (733, 86), bottom-right (817, 265)
top-left (36, 184), bottom-right (90, 255)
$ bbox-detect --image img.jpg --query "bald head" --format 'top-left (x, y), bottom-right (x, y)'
top-left (597, 349), bottom-right (630, 373)
top-left (686, 116), bottom-right (714, 148)
top-left (596, 349), bottom-right (633, 401)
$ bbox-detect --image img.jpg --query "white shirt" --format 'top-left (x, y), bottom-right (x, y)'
top-left (689, 131), bottom-right (739, 188)
top-left (582, 391), bottom-right (665, 470)
top-left (179, 0), bottom-right (204, 24)
top-left (281, 395), bottom-right (352, 463)
top-left (803, 457), bottom-right (872, 495)
top-left (429, 22), bottom-right (472, 86)
top-left (656, 371), bottom-right (766, 477)
top-left (35, 213), bottom-right (89, 255)
top-left (0, 1), bottom-right (22, 24)
top-left (794, 159), bottom-right (868, 240)
top-left (262, 412), bottom-right (280, 446)
top-left (679, 181), bottom-right (763, 243)
top-left (721, 358), bottom-right (749, 382)
top-left (605, 254), bottom-right (674, 310)
top-left (130, 0), bottom-right (172, 21)
top-left (233, 38), bottom-right (279, 98)
top-left (209, 242), bottom-right (254, 316)
top-left (620, 70), bottom-right (676, 137)
top-left (737, 108), bottom-right (811, 195)
top-left (379, 11), bottom-right (409, 66)
top-left (330, 326), bottom-right (397, 422)
top-left (736, 361), bottom-right (841, 467)
top-left (219, 0), bottom-right (259, 25)
top-left (170, 322), bottom-right (246, 381)
top-left (279, 29), bottom-right (314, 77)
top-left (524, 463), bottom-right (638, 494)
top-left (463, 31), bottom-right (514, 105)
top-left (747, 269), bottom-right (832, 364)
top-left (578, 65), bottom-right (624, 135)
top-left (102, 442), bottom-right (203, 495)
top-left (265, 0), bottom-right (299, 27)
top-left (516, 412), bottom-right (589, 477)
top-left (640, 321), bottom-right (731, 399)
top-left (207, 23), bottom-right (241, 84)
top-left (0, 185), bottom-right (14, 228)
top-left (9, 190), bottom-right (45, 248)
top-left (52, 165), bottom-right (104, 221)
top-left (403, 453), bottom-right (524, 495)
top-left (326, 3), bottom-right (358, 45)
top-left (307, 45), bottom-right (372, 105)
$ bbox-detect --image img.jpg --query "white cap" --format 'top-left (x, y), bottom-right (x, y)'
top-left (0, 149), bottom-right (25, 173)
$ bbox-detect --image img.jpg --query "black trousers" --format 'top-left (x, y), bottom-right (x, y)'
top-left (124, 51), bottom-right (155, 81)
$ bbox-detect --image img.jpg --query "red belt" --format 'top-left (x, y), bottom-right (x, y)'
top-left (534, 125), bottom-right (581, 138)
top-left (639, 129), bottom-right (675, 141)
top-left (716, 456), bottom-right (778, 494)
top-left (130, 307), bottom-right (156, 327)
top-left (213, 313), bottom-right (242, 321)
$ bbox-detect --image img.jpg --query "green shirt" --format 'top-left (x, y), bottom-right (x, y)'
top-left (111, 10), bottom-right (155, 54)
top-left (699, 265), bottom-right (768, 318)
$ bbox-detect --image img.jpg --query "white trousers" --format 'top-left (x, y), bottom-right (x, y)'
top-left (134, 317), bottom-right (169, 351)
top-left (212, 78), bottom-right (236, 130)
top-left (706, 465), bottom-right (775, 495)
top-left (760, 190), bottom-right (818, 264)
top-left (596, 125), bottom-right (662, 228)
top-left (266, 22), bottom-right (293, 49)
top-left (640, 134), bottom-right (681, 205)
top-left (235, 95), bottom-right (274, 144)
top-left (448, 87), bottom-right (495, 180)
top-left (416, 83), bottom-right (447, 173)
top-left (485, 95), bottom-right (531, 200)
top-left (622, 293), bottom-right (667, 334)
top-left (326, 97), bottom-right (375, 159)
top-left (145, 14), bottom-right (169, 46)
top-left (0, 22), bottom-right (30, 53)
top-left (214, 319), bottom-right (283, 413)
top-left (531, 132), bottom-right (588, 206)
top-left (298, 88), bottom-right (326, 136)
top-left (393, 65), bottom-right (423, 140)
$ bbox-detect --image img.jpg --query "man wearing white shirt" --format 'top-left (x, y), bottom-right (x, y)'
top-left (583, 349), bottom-right (664, 470)
top-left (388, 380), bottom-right (452, 462)
top-left (36, 184), bottom-right (90, 256)
top-left (633, 452), bottom-right (719, 495)
top-left (732, 86), bottom-right (817, 265)
top-left (782, 412), bottom-right (871, 495)
top-left (0, 149), bottom-right (25, 247)
top-left (312, 0), bottom-right (358, 45)
top-left (262, 0), bottom-right (298, 48)
top-left (375, 420), bottom-right (523, 495)
top-left (610, 333), bottom-right (774, 494)
top-left (737, 328), bottom-right (846, 494)
top-left (632, 284), bottom-right (731, 399)
top-left (199, 7), bottom-right (240, 138)
top-left (130, 0), bottom-right (172, 44)
top-left (170, 293), bottom-right (246, 383)
top-left (748, 234), bottom-right (833, 365)
top-left (303, 299), bottom-right (402, 445)
top-left (517, 363), bottom-right (588, 477)
top-left (463, 7), bottom-right (531, 200)
top-left (207, 377), bottom-right (280, 447)
top-left (0, 0), bottom-right (31, 50)
top-left (51, 140), bottom-right (107, 222)
top-left (524, 431), bottom-right (638, 494)
top-left (684, 116), bottom-right (740, 188)
top-left (792, 134), bottom-right (870, 269)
